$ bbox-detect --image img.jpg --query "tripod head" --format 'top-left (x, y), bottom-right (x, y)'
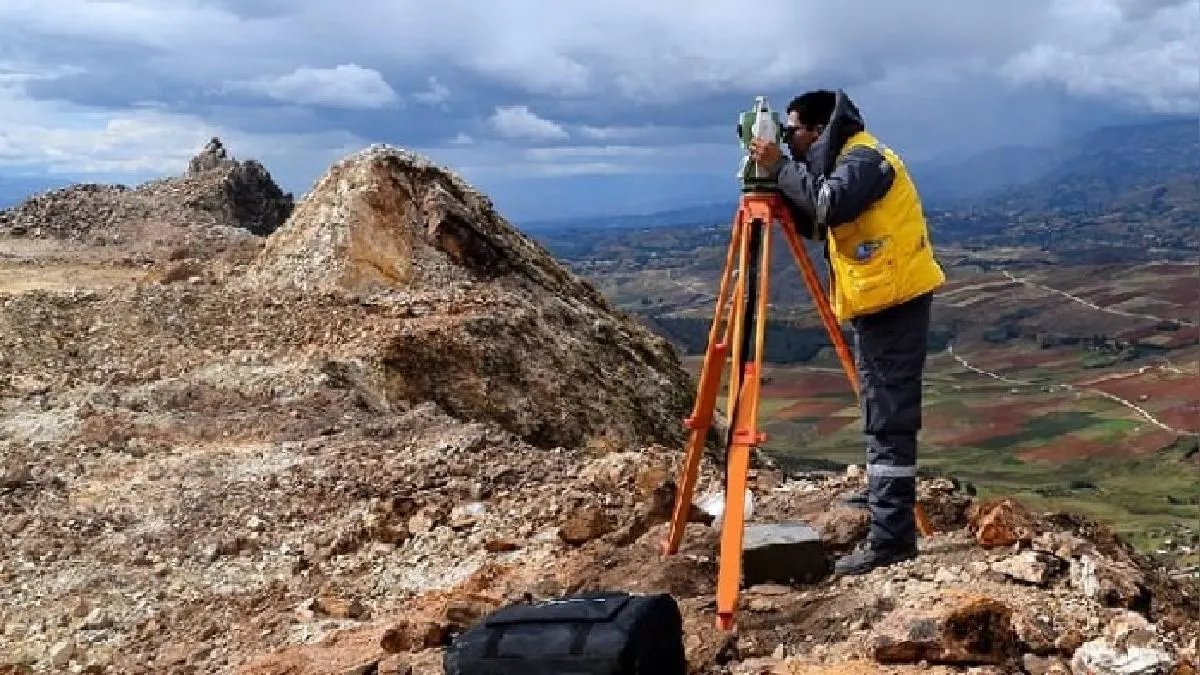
top-left (735, 95), bottom-right (784, 193)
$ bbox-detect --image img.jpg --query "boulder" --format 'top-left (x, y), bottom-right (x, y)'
top-left (869, 592), bottom-right (1019, 665)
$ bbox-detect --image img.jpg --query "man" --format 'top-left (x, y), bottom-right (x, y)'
top-left (749, 89), bottom-right (945, 575)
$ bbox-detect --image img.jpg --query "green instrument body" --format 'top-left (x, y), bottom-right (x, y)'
top-left (736, 96), bottom-right (785, 193)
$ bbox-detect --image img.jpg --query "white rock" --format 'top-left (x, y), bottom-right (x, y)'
top-left (1070, 639), bottom-right (1175, 674)
top-left (934, 567), bottom-right (958, 584)
top-left (48, 638), bottom-right (75, 667)
top-left (80, 608), bottom-right (111, 630)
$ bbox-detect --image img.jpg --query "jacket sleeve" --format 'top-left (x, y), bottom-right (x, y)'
top-left (771, 145), bottom-right (895, 236)
top-left (784, 199), bottom-right (820, 241)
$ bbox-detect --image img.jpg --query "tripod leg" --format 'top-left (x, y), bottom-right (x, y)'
top-left (715, 213), bottom-right (771, 631)
top-left (663, 207), bottom-right (745, 556)
top-left (721, 203), bottom-right (755, 445)
top-left (777, 215), bottom-right (860, 399)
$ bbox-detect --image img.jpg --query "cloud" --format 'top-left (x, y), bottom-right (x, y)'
top-left (576, 125), bottom-right (663, 141)
top-left (523, 146), bottom-right (658, 162)
top-left (5, 0), bottom-right (1193, 110)
top-left (230, 64), bottom-right (400, 109)
top-left (413, 76), bottom-right (451, 106)
top-left (0, 0), bottom-right (1196, 220)
top-left (488, 106), bottom-right (570, 141)
top-left (999, 0), bottom-right (1199, 112)
top-left (0, 66), bottom-right (364, 190)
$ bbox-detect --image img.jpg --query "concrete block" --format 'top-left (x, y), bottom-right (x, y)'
top-left (742, 522), bottom-right (828, 586)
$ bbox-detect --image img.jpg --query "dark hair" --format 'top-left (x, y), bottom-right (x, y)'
top-left (787, 90), bottom-right (836, 128)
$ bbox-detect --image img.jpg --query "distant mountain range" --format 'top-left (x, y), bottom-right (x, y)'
top-left (950, 116), bottom-right (1198, 212)
top-left (924, 116), bottom-right (1198, 255)
top-left (519, 115), bottom-right (1199, 235)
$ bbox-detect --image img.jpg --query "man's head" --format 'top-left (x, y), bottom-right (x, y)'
top-left (784, 90), bottom-right (837, 158)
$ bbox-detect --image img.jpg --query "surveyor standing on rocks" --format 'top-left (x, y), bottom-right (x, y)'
top-left (749, 88), bottom-right (946, 575)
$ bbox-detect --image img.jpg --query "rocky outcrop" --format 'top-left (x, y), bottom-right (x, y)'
top-left (251, 145), bottom-right (608, 298)
top-left (0, 137), bottom-right (293, 254)
top-left (185, 138), bottom-right (294, 237)
top-left (188, 137), bottom-right (238, 175)
top-left (247, 144), bottom-right (693, 450)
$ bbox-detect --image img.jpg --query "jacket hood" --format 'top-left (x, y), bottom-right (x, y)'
top-left (805, 89), bottom-right (866, 176)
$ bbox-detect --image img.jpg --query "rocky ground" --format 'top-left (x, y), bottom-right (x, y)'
top-left (0, 143), bottom-right (1197, 674)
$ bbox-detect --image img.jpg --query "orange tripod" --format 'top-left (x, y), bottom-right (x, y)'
top-left (660, 189), bottom-right (933, 631)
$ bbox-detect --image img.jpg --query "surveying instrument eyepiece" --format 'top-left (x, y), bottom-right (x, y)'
top-left (661, 95), bottom-right (931, 632)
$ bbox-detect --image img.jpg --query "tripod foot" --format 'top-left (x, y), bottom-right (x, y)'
top-left (716, 613), bottom-right (735, 631)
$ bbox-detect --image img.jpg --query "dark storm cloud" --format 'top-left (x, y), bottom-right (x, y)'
top-left (0, 0), bottom-right (1195, 218)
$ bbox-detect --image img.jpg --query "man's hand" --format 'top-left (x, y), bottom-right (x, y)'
top-left (749, 137), bottom-right (784, 172)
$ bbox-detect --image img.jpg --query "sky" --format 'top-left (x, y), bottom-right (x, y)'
top-left (0, 0), bottom-right (1197, 222)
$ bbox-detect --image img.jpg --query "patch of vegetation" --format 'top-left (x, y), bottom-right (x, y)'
top-left (758, 386), bottom-right (1200, 556)
top-left (974, 411), bottom-right (1100, 450)
top-left (1081, 351), bottom-right (1121, 368)
top-left (646, 315), bottom-right (847, 364)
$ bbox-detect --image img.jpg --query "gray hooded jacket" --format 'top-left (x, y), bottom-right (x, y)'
top-left (768, 89), bottom-right (896, 242)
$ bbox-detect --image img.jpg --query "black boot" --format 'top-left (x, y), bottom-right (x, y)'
top-left (837, 488), bottom-right (868, 509)
top-left (833, 539), bottom-right (918, 576)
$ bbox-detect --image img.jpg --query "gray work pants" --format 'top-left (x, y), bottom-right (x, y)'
top-left (850, 291), bottom-right (932, 547)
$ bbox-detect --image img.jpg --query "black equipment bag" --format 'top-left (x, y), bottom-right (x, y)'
top-left (443, 591), bottom-right (686, 675)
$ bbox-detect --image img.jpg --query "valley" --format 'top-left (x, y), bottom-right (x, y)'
top-left (534, 228), bottom-right (1200, 562)
top-left (552, 245), bottom-right (1200, 567)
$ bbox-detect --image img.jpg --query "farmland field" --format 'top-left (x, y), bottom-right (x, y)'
top-left (682, 347), bottom-right (1199, 560)
top-left (671, 260), bottom-right (1200, 561)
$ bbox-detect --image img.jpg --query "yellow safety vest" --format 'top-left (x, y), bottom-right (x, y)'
top-left (826, 130), bottom-right (945, 323)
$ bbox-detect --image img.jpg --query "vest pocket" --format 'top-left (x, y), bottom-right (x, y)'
top-left (836, 235), bottom-right (897, 319)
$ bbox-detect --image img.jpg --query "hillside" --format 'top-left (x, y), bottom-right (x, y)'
top-left (913, 116), bottom-right (1199, 209)
top-left (982, 117), bottom-right (1199, 212)
top-left (2, 142), bottom-right (1197, 674)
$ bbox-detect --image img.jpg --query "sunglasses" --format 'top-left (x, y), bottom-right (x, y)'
top-left (782, 124), bottom-right (819, 142)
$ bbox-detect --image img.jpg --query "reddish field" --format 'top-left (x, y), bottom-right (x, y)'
top-left (1157, 402), bottom-right (1200, 432)
top-left (1015, 427), bottom-right (1179, 461)
top-left (1124, 428), bottom-right (1183, 456)
top-left (1162, 329), bottom-right (1200, 348)
top-left (774, 399), bottom-right (851, 420)
top-left (1083, 290), bottom-right (1144, 306)
top-left (1149, 272), bottom-right (1200, 309)
top-left (816, 416), bottom-right (855, 435)
top-left (934, 403), bottom-right (1029, 446)
top-left (1121, 325), bottom-right (1164, 342)
top-left (1017, 436), bottom-right (1113, 462)
top-left (761, 371), bottom-right (853, 399)
top-left (991, 352), bottom-right (1072, 371)
top-left (1087, 373), bottom-right (1196, 400)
